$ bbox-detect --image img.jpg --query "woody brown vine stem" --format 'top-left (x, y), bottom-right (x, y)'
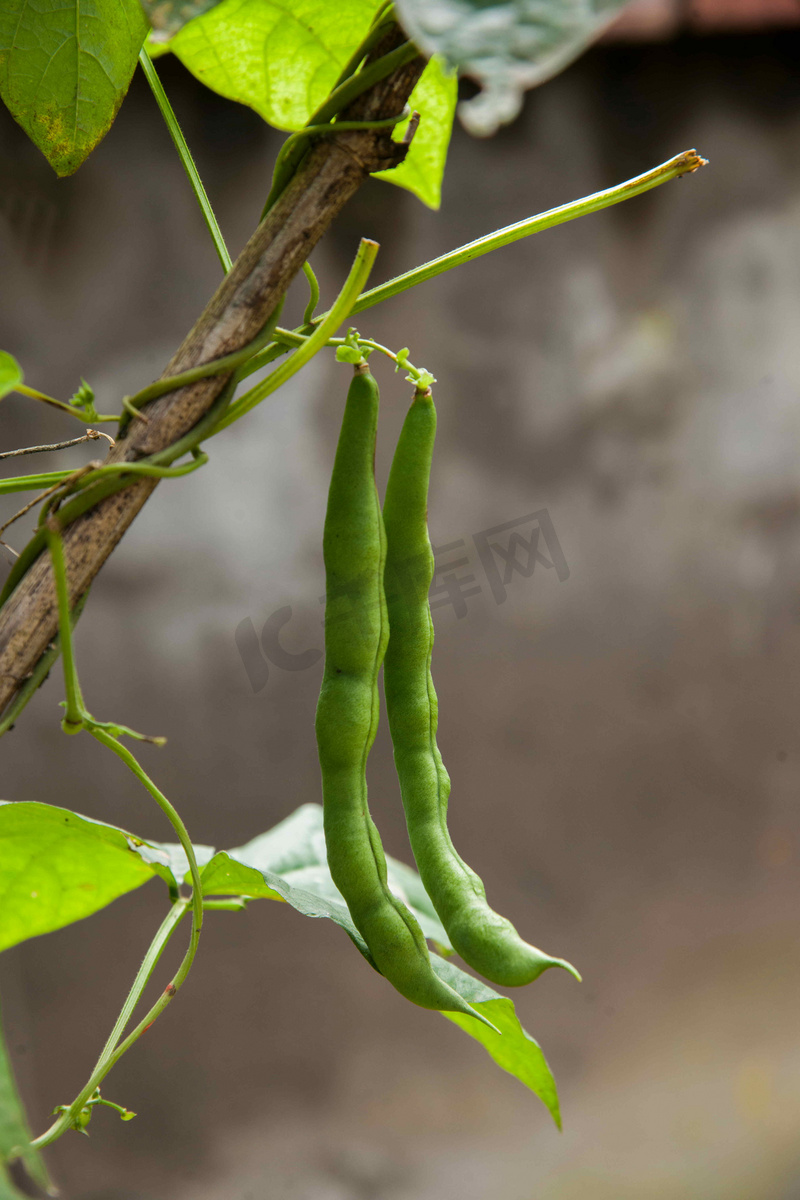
top-left (0, 28), bottom-right (424, 717)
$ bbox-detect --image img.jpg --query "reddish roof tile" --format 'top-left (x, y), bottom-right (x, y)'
top-left (608, 0), bottom-right (800, 39)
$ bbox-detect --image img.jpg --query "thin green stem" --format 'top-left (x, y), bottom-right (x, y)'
top-left (29, 728), bottom-right (205, 1152)
top-left (32, 894), bottom-right (194, 1149)
top-left (214, 238), bottom-right (379, 432)
top-left (138, 49), bottom-right (232, 275)
top-left (36, 452), bottom-right (208, 530)
top-left (230, 339), bottom-right (290, 383)
top-left (11, 384), bottom-right (117, 424)
top-left (349, 150), bottom-right (708, 317)
top-left (240, 151), bottom-right (709, 380)
top-left (11, 528), bottom-right (204, 1150)
top-left (0, 589), bottom-right (89, 737)
top-left (307, 40), bottom-right (417, 128)
top-left (96, 900), bottom-right (189, 1064)
top-left (261, 108), bottom-right (409, 219)
top-left (302, 261), bottom-right (321, 326)
top-left (118, 303), bottom-right (282, 435)
top-left (331, 4), bottom-right (396, 91)
top-left (0, 471), bottom-right (72, 495)
top-left (44, 522), bottom-right (84, 726)
top-left (91, 730), bottom-right (205, 931)
top-left (261, 27), bottom-right (415, 218)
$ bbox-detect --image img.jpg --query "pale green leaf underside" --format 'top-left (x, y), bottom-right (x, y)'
top-left (0, 354), bottom-right (22, 402)
top-left (196, 805), bottom-right (560, 1123)
top-left (196, 802), bottom-right (454, 950)
top-left (0, 801), bottom-right (560, 1121)
top-left (394, 0), bottom-right (631, 136)
top-left (0, 1000), bottom-right (51, 1196)
top-left (0, 0), bottom-right (148, 176)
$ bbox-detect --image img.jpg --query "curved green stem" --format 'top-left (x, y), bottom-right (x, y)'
top-left (0, 471), bottom-right (73, 495)
top-left (261, 105), bottom-right (409, 218)
top-left (213, 238), bottom-right (379, 432)
top-left (36, 451), bottom-right (208, 531)
top-left (307, 40), bottom-right (416, 128)
top-left (91, 730), bottom-right (205, 930)
top-left (44, 523), bottom-right (84, 726)
top-left (261, 24), bottom-right (416, 218)
top-left (331, 3), bottom-right (396, 91)
top-left (237, 151), bottom-right (709, 382)
top-left (229, 338), bottom-right (290, 383)
top-left (11, 384), bottom-right (117, 424)
top-left (28, 525), bottom-right (206, 1150)
top-left (302, 261), bottom-right (321, 326)
top-left (31, 896), bottom-right (192, 1149)
top-left (96, 900), bottom-right (189, 1064)
top-left (118, 302), bottom-right (283, 435)
top-left (138, 49), bottom-right (232, 274)
top-left (350, 150), bottom-right (708, 317)
top-left (0, 588), bottom-right (89, 737)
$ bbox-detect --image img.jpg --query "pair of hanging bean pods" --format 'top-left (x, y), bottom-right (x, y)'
top-left (315, 364), bottom-right (579, 1021)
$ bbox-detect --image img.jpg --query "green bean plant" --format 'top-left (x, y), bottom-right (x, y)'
top-left (0, 0), bottom-right (707, 1193)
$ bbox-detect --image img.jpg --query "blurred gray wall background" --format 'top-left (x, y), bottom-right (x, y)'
top-left (2, 27), bottom-right (800, 1200)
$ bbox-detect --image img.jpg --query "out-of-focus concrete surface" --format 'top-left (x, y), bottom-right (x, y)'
top-left (2, 28), bottom-right (800, 1200)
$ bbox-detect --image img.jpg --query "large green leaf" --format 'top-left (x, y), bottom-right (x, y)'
top-left (196, 802), bottom-right (454, 951)
top-left (0, 802), bottom-right (157, 952)
top-left (0, 996), bottom-right (52, 1196)
top-left (432, 956), bottom-right (561, 1127)
top-left (0, 354), bottom-right (22, 403)
top-left (197, 805), bottom-right (561, 1123)
top-left (166, 0), bottom-right (377, 131)
top-left (394, 0), bottom-right (632, 136)
top-left (373, 55), bottom-right (456, 210)
top-left (0, 0), bottom-right (148, 176)
top-left (0, 802), bottom-right (561, 1120)
top-left (158, 0), bottom-right (455, 207)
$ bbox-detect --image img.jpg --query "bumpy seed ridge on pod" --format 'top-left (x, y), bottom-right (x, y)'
top-left (382, 386), bottom-right (580, 988)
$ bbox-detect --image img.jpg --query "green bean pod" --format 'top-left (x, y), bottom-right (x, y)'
top-left (383, 386), bottom-right (580, 988)
top-left (316, 366), bottom-right (491, 1022)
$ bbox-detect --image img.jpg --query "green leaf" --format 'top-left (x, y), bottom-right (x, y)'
top-left (394, 0), bottom-right (631, 136)
top-left (0, 995), bottom-right (53, 1195)
top-left (0, 801), bottom-right (561, 1116)
top-left (431, 956), bottom-right (561, 1127)
top-left (0, 0), bottom-right (148, 176)
top-left (198, 803), bottom-right (453, 951)
top-left (131, 839), bottom-right (217, 890)
top-left (0, 354), bottom-right (22, 402)
top-left (139, 0), bottom-right (226, 38)
top-left (373, 55), bottom-right (456, 210)
top-left (166, 0), bottom-right (377, 131)
top-left (0, 802), bottom-right (159, 952)
top-left (199, 804), bottom-right (561, 1117)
